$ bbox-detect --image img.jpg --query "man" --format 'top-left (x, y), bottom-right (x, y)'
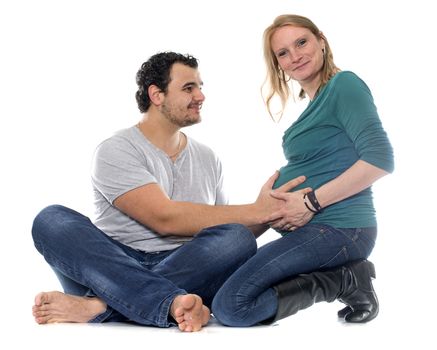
top-left (32, 52), bottom-right (307, 332)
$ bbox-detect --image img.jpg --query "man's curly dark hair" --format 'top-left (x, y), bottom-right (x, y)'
top-left (135, 52), bottom-right (199, 113)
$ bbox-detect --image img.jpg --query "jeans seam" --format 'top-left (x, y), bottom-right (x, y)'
top-left (35, 239), bottom-right (175, 327)
top-left (236, 231), bottom-right (323, 306)
top-left (338, 228), bottom-right (364, 258)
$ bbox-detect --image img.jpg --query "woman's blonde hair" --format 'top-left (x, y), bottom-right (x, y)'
top-left (262, 14), bottom-right (340, 119)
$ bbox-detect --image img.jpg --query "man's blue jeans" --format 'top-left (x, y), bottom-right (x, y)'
top-left (211, 224), bottom-right (377, 326)
top-left (32, 205), bottom-right (257, 328)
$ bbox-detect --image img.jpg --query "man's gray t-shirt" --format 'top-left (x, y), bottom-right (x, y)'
top-left (91, 126), bottom-right (228, 253)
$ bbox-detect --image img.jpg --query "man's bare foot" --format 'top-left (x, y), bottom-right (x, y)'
top-left (32, 291), bottom-right (107, 324)
top-left (170, 294), bottom-right (210, 332)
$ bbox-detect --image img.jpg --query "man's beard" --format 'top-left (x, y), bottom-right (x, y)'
top-left (161, 101), bottom-right (201, 128)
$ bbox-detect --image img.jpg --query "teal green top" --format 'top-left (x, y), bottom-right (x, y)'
top-left (273, 71), bottom-right (394, 228)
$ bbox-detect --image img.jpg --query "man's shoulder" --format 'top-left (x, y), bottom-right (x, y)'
top-left (187, 136), bottom-right (218, 160)
top-left (187, 136), bottom-right (213, 152)
top-left (93, 126), bottom-right (144, 163)
top-left (96, 126), bottom-right (138, 150)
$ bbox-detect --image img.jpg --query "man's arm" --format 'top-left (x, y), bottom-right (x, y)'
top-left (114, 173), bottom-right (307, 236)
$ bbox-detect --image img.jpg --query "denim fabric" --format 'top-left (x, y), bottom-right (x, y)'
top-left (211, 224), bottom-right (377, 326)
top-left (32, 205), bottom-right (257, 327)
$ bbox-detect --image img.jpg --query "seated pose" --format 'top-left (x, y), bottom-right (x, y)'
top-left (211, 14), bottom-right (394, 326)
top-left (31, 52), bottom-right (307, 332)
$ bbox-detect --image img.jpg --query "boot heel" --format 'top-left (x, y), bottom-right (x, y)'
top-left (367, 260), bottom-right (376, 279)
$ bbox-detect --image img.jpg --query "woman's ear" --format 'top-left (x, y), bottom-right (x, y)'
top-left (319, 31), bottom-right (327, 51)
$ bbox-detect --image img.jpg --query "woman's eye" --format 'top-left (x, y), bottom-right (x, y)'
top-left (297, 39), bottom-right (307, 47)
top-left (277, 51), bottom-right (287, 58)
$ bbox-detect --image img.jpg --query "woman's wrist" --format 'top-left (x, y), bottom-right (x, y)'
top-left (303, 191), bottom-right (323, 214)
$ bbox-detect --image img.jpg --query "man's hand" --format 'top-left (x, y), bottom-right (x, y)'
top-left (264, 189), bottom-right (314, 231)
top-left (253, 172), bottom-right (308, 224)
top-left (275, 174), bottom-right (308, 193)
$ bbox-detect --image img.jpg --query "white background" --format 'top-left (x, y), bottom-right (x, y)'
top-left (1, 0), bottom-right (436, 348)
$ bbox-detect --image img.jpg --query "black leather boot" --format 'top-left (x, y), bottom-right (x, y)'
top-left (265, 259), bottom-right (379, 324)
top-left (337, 259), bottom-right (379, 323)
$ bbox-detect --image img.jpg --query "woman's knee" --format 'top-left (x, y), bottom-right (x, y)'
top-left (212, 291), bottom-right (250, 327)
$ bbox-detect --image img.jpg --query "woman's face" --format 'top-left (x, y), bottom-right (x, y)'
top-left (270, 25), bottom-right (325, 87)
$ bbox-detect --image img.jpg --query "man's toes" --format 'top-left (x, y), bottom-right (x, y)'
top-left (191, 322), bottom-right (201, 332)
top-left (174, 314), bottom-right (185, 324)
top-left (35, 315), bottom-right (52, 324)
top-left (33, 309), bottom-right (48, 318)
top-left (34, 292), bottom-right (50, 306)
top-left (178, 320), bottom-right (187, 331)
top-left (181, 294), bottom-right (197, 310)
top-left (33, 303), bottom-right (50, 313)
top-left (183, 324), bottom-right (193, 332)
top-left (201, 306), bottom-right (211, 326)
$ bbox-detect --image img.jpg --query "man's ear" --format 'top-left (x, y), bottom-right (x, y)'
top-left (148, 85), bottom-right (164, 106)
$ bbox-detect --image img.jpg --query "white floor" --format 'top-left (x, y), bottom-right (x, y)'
top-left (6, 312), bottom-right (421, 350)
top-left (6, 305), bottom-right (434, 350)
top-left (1, 221), bottom-right (435, 349)
top-left (3, 273), bottom-right (434, 350)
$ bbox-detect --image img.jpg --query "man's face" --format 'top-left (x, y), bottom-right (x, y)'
top-left (159, 63), bottom-right (205, 127)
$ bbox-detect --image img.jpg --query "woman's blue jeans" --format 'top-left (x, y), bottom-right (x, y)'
top-left (32, 205), bottom-right (257, 328)
top-left (211, 224), bottom-right (376, 327)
